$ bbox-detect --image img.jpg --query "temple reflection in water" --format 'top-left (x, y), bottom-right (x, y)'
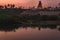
top-left (0, 24), bottom-right (60, 32)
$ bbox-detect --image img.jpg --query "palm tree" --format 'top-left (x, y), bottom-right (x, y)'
top-left (12, 4), bottom-right (15, 8)
top-left (7, 4), bottom-right (10, 7)
top-left (58, 3), bottom-right (60, 8)
top-left (7, 4), bottom-right (11, 8)
top-left (5, 5), bottom-right (7, 9)
top-left (58, 3), bottom-right (60, 5)
top-left (10, 4), bottom-right (15, 8)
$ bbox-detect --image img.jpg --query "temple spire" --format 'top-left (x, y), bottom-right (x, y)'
top-left (37, 1), bottom-right (42, 9)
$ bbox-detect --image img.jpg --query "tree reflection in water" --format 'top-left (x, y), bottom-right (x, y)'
top-left (0, 24), bottom-right (60, 32)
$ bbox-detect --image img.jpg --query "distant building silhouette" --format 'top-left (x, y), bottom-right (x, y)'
top-left (37, 1), bottom-right (42, 9)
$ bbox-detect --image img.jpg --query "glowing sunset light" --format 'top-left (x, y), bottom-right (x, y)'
top-left (0, 0), bottom-right (60, 8)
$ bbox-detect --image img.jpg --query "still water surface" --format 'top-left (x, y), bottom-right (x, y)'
top-left (0, 26), bottom-right (60, 40)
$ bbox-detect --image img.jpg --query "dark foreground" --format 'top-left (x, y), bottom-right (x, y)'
top-left (0, 22), bottom-right (60, 40)
top-left (0, 13), bottom-right (60, 40)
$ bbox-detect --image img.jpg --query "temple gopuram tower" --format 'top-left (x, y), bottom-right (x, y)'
top-left (37, 1), bottom-right (42, 9)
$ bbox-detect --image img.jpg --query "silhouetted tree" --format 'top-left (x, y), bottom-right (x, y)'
top-left (7, 4), bottom-right (15, 8)
top-left (5, 5), bottom-right (7, 9)
top-left (12, 4), bottom-right (15, 8)
top-left (58, 3), bottom-right (60, 6)
top-left (10, 4), bottom-right (15, 8)
top-left (7, 4), bottom-right (10, 7)
top-left (48, 7), bottom-right (52, 9)
top-left (58, 3), bottom-right (60, 8)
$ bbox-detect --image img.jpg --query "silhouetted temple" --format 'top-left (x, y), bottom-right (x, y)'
top-left (37, 1), bottom-right (42, 9)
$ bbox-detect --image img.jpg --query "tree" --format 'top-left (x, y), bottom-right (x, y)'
top-left (5, 5), bottom-right (7, 9)
top-left (7, 4), bottom-right (10, 7)
top-left (7, 4), bottom-right (15, 8)
top-left (58, 3), bottom-right (60, 8)
top-left (12, 4), bottom-right (15, 8)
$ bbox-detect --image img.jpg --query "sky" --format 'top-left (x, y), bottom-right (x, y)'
top-left (0, 0), bottom-right (60, 8)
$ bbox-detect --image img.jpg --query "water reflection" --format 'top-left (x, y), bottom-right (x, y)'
top-left (0, 24), bottom-right (60, 40)
top-left (0, 24), bottom-right (60, 32)
top-left (0, 24), bottom-right (20, 32)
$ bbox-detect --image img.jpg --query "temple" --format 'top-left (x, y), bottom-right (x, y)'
top-left (37, 1), bottom-right (42, 9)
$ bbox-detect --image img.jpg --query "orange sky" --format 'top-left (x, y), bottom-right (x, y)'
top-left (0, 0), bottom-right (60, 8)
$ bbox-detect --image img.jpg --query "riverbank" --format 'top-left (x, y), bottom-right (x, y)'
top-left (0, 13), bottom-right (60, 25)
